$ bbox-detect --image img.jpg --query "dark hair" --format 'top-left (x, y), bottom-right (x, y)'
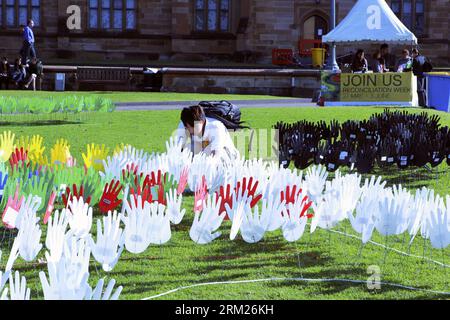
top-left (181, 105), bottom-right (206, 127)
top-left (402, 49), bottom-right (410, 55)
top-left (373, 50), bottom-right (381, 59)
top-left (380, 43), bottom-right (389, 50)
top-left (355, 49), bottom-right (364, 59)
top-left (27, 19), bottom-right (33, 25)
top-left (412, 48), bottom-right (419, 55)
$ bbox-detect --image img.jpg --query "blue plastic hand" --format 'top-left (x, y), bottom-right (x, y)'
top-left (0, 172), bottom-right (8, 202)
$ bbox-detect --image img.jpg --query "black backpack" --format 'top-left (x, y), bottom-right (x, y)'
top-left (199, 100), bottom-right (249, 130)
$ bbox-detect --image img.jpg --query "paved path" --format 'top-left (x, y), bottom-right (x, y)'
top-left (115, 98), bottom-right (316, 111)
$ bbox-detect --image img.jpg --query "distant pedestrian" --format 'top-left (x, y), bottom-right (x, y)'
top-left (21, 19), bottom-right (36, 64)
top-left (411, 48), bottom-right (433, 107)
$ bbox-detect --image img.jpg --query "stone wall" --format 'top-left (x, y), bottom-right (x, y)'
top-left (0, 0), bottom-right (447, 66)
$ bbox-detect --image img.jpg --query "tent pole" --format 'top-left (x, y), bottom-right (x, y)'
top-left (327, 0), bottom-right (340, 71)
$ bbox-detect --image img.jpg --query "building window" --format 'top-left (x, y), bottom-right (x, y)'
top-left (195, 0), bottom-right (230, 32)
top-left (0, 0), bottom-right (40, 28)
top-left (390, 0), bottom-right (425, 35)
top-left (89, 0), bottom-right (136, 30)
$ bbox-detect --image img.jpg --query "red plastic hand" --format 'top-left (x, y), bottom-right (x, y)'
top-left (194, 176), bottom-right (208, 213)
top-left (235, 177), bottom-right (262, 208)
top-left (99, 179), bottom-right (123, 214)
top-left (2, 185), bottom-right (25, 229)
top-left (9, 147), bottom-right (29, 171)
top-left (281, 185), bottom-right (303, 205)
top-left (43, 191), bottom-right (57, 224)
top-left (122, 162), bottom-right (139, 181)
top-left (215, 184), bottom-right (233, 220)
top-left (157, 183), bottom-right (166, 206)
top-left (150, 170), bottom-right (163, 187)
top-left (281, 185), bottom-right (313, 218)
top-left (62, 184), bottom-right (92, 208)
top-left (177, 166), bottom-right (189, 196)
top-left (129, 183), bottom-right (153, 208)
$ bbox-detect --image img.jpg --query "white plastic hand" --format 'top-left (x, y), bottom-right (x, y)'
top-left (46, 209), bottom-right (69, 263)
top-left (260, 195), bottom-right (286, 232)
top-left (17, 206), bottom-right (42, 262)
top-left (101, 155), bottom-right (128, 180)
top-left (67, 197), bottom-right (93, 239)
top-left (310, 193), bottom-right (341, 233)
top-left (1, 271), bottom-right (30, 300)
top-left (282, 203), bottom-right (308, 242)
top-left (89, 211), bottom-right (125, 272)
top-left (88, 278), bottom-right (123, 300)
top-left (39, 253), bottom-right (91, 300)
top-left (426, 198), bottom-right (450, 249)
top-left (349, 196), bottom-right (376, 244)
top-left (166, 189), bottom-right (186, 225)
top-left (305, 165), bottom-right (328, 203)
top-left (122, 195), bottom-right (152, 254)
top-left (190, 195), bottom-right (225, 244)
top-left (228, 199), bottom-right (247, 241)
top-left (15, 194), bottom-right (41, 230)
top-left (148, 203), bottom-right (171, 245)
top-left (375, 192), bottom-right (410, 236)
top-left (240, 205), bottom-right (265, 243)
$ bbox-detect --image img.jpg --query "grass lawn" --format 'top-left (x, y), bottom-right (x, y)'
top-left (0, 90), bottom-right (294, 103)
top-left (1, 106), bottom-right (449, 300)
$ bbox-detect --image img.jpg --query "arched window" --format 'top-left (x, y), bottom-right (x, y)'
top-left (89, 0), bottom-right (137, 31)
top-left (195, 0), bottom-right (230, 32)
top-left (302, 14), bottom-right (328, 40)
top-left (0, 0), bottom-right (40, 28)
top-left (390, 0), bottom-right (424, 35)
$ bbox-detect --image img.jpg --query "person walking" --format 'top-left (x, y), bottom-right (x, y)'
top-left (411, 48), bottom-right (433, 107)
top-left (21, 19), bottom-right (36, 64)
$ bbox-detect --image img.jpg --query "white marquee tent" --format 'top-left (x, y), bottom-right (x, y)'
top-left (322, 0), bottom-right (418, 45)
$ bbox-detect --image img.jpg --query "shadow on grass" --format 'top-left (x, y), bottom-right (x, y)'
top-left (0, 120), bottom-right (82, 127)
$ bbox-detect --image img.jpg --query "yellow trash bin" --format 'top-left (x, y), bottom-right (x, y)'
top-left (311, 48), bottom-right (326, 68)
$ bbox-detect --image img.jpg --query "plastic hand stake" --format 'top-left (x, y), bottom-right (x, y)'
top-left (194, 176), bottom-right (208, 214)
top-left (2, 185), bottom-right (25, 229)
top-left (190, 195), bottom-right (225, 244)
top-left (240, 205), bottom-right (265, 243)
top-left (176, 166), bottom-right (189, 196)
top-left (122, 196), bottom-right (152, 254)
top-left (148, 202), bottom-right (171, 245)
top-left (67, 197), bottom-right (93, 239)
top-left (166, 189), bottom-right (186, 225)
top-left (282, 202), bottom-right (308, 242)
top-left (45, 209), bottom-right (69, 263)
top-left (99, 180), bottom-right (123, 214)
top-left (88, 278), bottom-right (123, 300)
top-left (43, 191), bottom-right (57, 225)
top-left (1, 271), bottom-right (31, 300)
top-left (89, 211), bottom-right (125, 272)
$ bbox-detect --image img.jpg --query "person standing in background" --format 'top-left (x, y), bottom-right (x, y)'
top-left (21, 19), bottom-right (36, 64)
top-left (371, 50), bottom-right (388, 73)
top-left (380, 43), bottom-right (396, 71)
top-left (411, 48), bottom-right (433, 107)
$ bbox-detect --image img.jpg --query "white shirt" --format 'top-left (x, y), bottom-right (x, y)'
top-left (176, 117), bottom-right (240, 161)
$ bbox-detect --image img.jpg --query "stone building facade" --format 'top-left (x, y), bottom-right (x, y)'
top-left (0, 0), bottom-right (448, 66)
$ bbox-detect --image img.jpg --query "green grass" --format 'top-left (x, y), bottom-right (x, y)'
top-left (1, 106), bottom-right (449, 300)
top-left (0, 91), bottom-right (294, 103)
